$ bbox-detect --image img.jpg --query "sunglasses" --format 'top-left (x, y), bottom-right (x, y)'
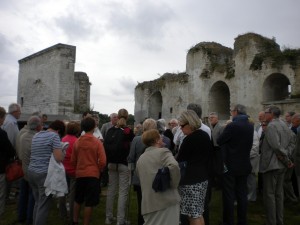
top-left (180, 123), bottom-right (188, 129)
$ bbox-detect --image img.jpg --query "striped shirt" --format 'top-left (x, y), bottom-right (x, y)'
top-left (28, 130), bottom-right (61, 174)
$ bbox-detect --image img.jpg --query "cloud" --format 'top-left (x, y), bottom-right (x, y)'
top-left (54, 13), bottom-right (101, 41)
top-left (0, 33), bottom-right (18, 63)
top-left (106, 1), bottom-right (175, 50)
top-left (108, 76), bottom-right (136, 96)
top-left (0, 33), bottom-right (19, 103)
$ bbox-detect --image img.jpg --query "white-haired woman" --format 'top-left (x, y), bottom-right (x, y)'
top-left (136, 129), bottom-right (180, 225)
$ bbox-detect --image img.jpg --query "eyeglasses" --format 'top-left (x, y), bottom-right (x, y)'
top-left (180, 123), bottom-right (188, 129)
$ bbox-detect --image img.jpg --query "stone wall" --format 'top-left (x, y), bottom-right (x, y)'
top-left (18, 43), bottom-right (90, 120)
top-left (74, 72), bottom-right (90, 113)
top-left (134, 33), bottom-right (300, 123)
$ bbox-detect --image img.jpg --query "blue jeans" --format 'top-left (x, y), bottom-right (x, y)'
top-left (18, 178), bottom-right (35, 223)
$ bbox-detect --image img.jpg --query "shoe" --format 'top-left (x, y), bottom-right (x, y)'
top-left (105, 217), bottom-right (116, 224)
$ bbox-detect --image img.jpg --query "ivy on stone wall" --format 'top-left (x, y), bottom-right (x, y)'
top-left (250, 48), bottom-right (300, 70)
top-left (74, 103), bottom-right (92, 114)
top-left (136, 72), bottom-right (189, 92)
top-left (234, 32), bottom-right (300, 71)
top-left (190, 42), bottom-right (235, 79)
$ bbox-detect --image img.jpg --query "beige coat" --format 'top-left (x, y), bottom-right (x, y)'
top-left (136, 146), bottom-right (180, 215)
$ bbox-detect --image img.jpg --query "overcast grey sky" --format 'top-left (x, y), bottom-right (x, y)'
top-left (0, 0), bottom-right (299, 115)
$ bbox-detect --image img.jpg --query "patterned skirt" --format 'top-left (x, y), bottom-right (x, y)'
top-left (179, 180), bottom-right (208, 218)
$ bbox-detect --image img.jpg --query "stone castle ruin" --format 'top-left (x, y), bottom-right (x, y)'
top-left (18, 44), bottom-right (90, 120)
top-left (134, 33), bottom-right (300, 123)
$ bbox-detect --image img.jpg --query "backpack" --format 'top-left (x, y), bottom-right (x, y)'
top-left (104, 126), bottom-right (128, 163)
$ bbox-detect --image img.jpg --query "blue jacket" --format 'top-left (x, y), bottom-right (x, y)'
top-left (217, 115), bottom-right (254, 176)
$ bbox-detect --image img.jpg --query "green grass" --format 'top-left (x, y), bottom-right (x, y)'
top-left (1, 187), bottom-right (300, 225)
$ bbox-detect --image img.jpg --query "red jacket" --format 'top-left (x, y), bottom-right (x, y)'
top-left (62, 134), bottom-right (77, 177)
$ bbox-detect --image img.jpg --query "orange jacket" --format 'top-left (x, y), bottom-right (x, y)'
top-left (71, 133), bottom-right (106, 178)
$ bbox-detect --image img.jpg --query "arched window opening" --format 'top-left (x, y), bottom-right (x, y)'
top-left (208, 81), bottom-right (230, 120)
top-left (263, 73), bottom-right (290, 102)
top-left (149, 91), bottom-right (162, 120)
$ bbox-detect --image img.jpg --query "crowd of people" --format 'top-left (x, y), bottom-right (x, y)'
top-left (0, 102), bottom-right (300, 225)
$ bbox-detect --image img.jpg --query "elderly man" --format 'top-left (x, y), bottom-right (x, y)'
top-left (260, 106), bottom-right (295, 225)
top-left (285, 111), bottom-right (295, 129)
top-left (292, 113), bottom-right (300, 197)
top-left (255, 111), bottom-right (265, 194)
top-left (283, 112), bottom-right (298, 204)
top-left (101, 113), bottom-right (118, 139)
top-left (18, 116), bottom-right (43, 224)
top-left (169, 118), bottom-right (179, 135)
top-left (208, 112), bottom-right (224, 147)
top-left (256, 111), bottom-right (265, 139)
top-left (1, 103), bottom-right (21, 206)
top-left (293, 113), bottom-right (300, 192)
top-left (217, 104), bottom-right (253, 225)
top-left (1, 103), bottom-right (21, 148)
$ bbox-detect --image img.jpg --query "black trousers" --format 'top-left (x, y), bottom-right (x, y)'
top-left (222, 173), bottom-right (248, 225)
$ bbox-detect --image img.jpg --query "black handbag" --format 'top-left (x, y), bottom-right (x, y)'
top-left (152, 167), bottom-right (170, 192)
top-left (178, 161), bottom-right (187, 182)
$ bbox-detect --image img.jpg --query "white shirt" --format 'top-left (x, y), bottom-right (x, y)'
top-left (81, 127), bottom-right (103, 140)
top-left (173, 121), bottom-right (212, 148)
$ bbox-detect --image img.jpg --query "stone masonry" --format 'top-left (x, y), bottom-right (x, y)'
top-left (134, 33), bottom-right (300, 123)
top-left (18, 43), bottom-right (90, 120)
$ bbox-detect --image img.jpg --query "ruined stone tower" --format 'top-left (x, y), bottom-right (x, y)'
top-left (134, 33), bottom-right (300, 123)
top-left (17, 43), bottom-right (90, 119)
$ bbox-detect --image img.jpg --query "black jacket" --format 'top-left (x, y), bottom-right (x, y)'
top-left (0, 128), bottom-right (15, 173)
top-left (217, 115), bottom-right (254, 176)
top-left (177, 129), bottom-right (213, 185)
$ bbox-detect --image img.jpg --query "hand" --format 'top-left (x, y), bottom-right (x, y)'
top-left (128, 163), bottom-right (135, 171)
top-left (288, 161), bottom-right (294, 168)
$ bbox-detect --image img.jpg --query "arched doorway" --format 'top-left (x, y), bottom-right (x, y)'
top-left (148, 91), bottom-right (162, 119)
top-left (209, 81), bottom-right (230, 120)
top-left (263, 73), bottom-right (290, 102)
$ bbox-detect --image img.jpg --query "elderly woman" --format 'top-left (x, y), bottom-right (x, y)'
top-left (128, 118), bottom-right (157, 225)
top-left (60, 121), bottom-right (81, 222)
top-left (136, 129), bottom-right (181, 225)
top-left (176, 110), bottom-right (213, 225)
top-left (27, 120), bottom-right (65, 225)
